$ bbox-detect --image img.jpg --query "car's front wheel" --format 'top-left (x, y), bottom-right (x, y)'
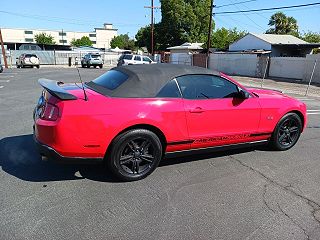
top-left (107, 129), bottom-right (163, 181)
top-left (270, 112), bottom-right (302, 151)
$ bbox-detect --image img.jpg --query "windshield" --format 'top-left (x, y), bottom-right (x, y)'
top-left (123, 55), bottom-right (133, 60)
top-left (91, 70), bottom-right (128, 90)
top-left (91, 54), bottom-right (101, 58)
top-left (25, 54), bottom-right (37, 58)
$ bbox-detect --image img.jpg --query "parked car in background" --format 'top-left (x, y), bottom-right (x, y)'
top-left (81, 53), bottom-right (103, 68)
top-left (117, 54), bottom-right (156, 66)
top-left (16, 54), bottom-right (40, 68)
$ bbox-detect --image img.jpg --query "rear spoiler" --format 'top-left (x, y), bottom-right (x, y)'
top-left (38, 79), bottom-right (77, 100)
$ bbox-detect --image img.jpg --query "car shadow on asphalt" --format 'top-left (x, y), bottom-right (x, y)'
top-left (0, 134), bottom-right (120, 183)
top-left (0, 134), bottom-right (268, 183)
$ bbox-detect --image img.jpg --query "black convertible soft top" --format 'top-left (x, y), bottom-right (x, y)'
top-left (86, 63), bottom-right (220, 98)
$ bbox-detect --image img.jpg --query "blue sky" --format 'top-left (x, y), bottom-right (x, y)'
top-left (0, 0), bottom-right (319, 38)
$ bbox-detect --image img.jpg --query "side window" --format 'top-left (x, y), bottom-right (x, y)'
top-left (156, 79), bottom-right (181, 98)
top-left (134, 56), bottom-right (141, 61)
top-left (143, 57), bottom-right (151, 62)
top-left (176, 75), bottom-right (239, 99)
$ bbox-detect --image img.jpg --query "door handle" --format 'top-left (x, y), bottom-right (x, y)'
top-left (189, 107), bottom-right (205, 113)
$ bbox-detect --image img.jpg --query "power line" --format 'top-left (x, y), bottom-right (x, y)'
top-left (225, 0), bottom-right (265, 31)
top-left (228, 0), bottom-right (268, 20)
top-left (215, 0), bottom-right (258, 9)
top-left (215, 2), bottom-right (320, 15)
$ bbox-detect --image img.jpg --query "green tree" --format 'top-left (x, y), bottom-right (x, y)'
top-left (35, 33), bottom-right (55, 45)
top-left (135, 24), bottom-right (164, 52)
top-left (158, 0), bottom-right (214, 49)
top-left (110, 34), bottom-right (135, 50)
top-left (211, 28), bottom-right (247, 50)
top-left (301, 31), bottom-right (320, 43)
top-left (70, 36), bottom-right (92, 47)
top-left (266, 12), bottom-right (298, 35)
top-left (135, 26), bottom-right (151, 52)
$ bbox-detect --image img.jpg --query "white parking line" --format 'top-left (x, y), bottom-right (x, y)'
top-left (0, 86), bottom-right (4, 89)
top-left (0, 80), bottom-right (10, 82)
top-left (307, 110), bottom-right (320, 112)
top-left (307, 112), bottom-right (320, 115)
top-left (0, 75), bottom-right (14, 78)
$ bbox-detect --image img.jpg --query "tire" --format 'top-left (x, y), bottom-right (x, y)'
top-left (269, 112), bottom-right (302, 151)
top-left (107, 129), bottom-right (163, 181)
top-left (16, 64), bottom-right (20, 68)
top-left (99, 64), bottom-right (103, 69)
top-left (36, 65), bottom-right (40, 69)
top-left (87, 64), bottom-right (90, 68)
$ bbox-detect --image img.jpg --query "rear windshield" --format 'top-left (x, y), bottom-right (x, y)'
top-left (25, 54), bottom-right (37, 58)
top-left (91, 70), bottom-right (128, 90)
top-left (91, 54), bottom-right (101, 58)
top-left (123, 55), bottom-right (133, 60)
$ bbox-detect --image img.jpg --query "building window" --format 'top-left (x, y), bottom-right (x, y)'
top-left (24, 30), bottom-right (33, 34)
top-left (89, 33), bottom-right (96, 37)
top-left (91, 41), bottom-right (96, 44)
top-left (59, 32), bottom-right (66, 36)
top-left (25, 38), bottom-right (34, 42)
top-left (59, 40), bottom-right (67, 44)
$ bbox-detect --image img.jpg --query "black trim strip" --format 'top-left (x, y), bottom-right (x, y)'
top-left (167, 140), bottom-right (194, 146)
top-left (250, 132), bottom-right (272, 137)
top-left (167, 133), bottom-right (272, 146)
top-left (165, 140), bottom-right (268, 158)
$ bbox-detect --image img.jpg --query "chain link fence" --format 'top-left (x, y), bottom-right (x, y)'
top-left (5, 50), bottom-right (121, 67)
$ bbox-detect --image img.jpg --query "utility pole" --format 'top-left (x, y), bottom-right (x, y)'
top-left (144, 1), bottom-right (160, 56)
top-left (207, 0), bottom-right (214, 56)
top-left (0, 28), bottom-right (8, 68)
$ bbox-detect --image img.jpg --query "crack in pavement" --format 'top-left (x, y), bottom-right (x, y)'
top-left (277, 203), bottom-right (310, 240)
top-left (229, 155), bottom-right (320, 238)
top-left (262, 184), bottom-right (275, 213)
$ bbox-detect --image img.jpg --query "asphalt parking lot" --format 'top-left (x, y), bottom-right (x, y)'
top-left (0, 67), bottom-right (320, 240)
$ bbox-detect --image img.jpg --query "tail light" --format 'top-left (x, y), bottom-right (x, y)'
top-left (40, 102), bottom-right (59, 121)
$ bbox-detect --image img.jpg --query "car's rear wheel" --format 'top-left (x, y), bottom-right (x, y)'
top-left (36, 65), bottom-right (40, 69)
top-left (270, 113), bottom-right (302, 151)
top-left (107, 129), bottom-right (163, 181)
top-left (99, 64), bottom-right (103, 69)
top-left (86, 64), bottom-right (90, 68)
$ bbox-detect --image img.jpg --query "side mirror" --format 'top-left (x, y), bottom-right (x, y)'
top-left (236, 90), bottom-right (250, 99)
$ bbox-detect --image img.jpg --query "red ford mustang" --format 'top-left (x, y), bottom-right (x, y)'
top-left (34, 64), bottom-right (307, 181)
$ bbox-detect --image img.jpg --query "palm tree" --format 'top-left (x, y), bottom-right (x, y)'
top-left (266, 12), bottom-right (298, 35)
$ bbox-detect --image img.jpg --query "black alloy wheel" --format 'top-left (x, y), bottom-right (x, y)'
top-left (108, 129), bottom-right (162, 181)
top-left (270, 113), bottom-right (302, 151)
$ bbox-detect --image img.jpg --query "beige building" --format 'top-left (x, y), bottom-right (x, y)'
top-left (1, 23), bottom-right (117, 49)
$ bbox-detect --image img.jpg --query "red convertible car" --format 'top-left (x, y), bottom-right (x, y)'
top-left (34, 64), bottom-right (307, 181)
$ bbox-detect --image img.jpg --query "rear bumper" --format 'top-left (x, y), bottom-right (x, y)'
top-left (88, 61), bottom-right (103, 65)
top-left (33, 132), bottom-right (103, 164)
